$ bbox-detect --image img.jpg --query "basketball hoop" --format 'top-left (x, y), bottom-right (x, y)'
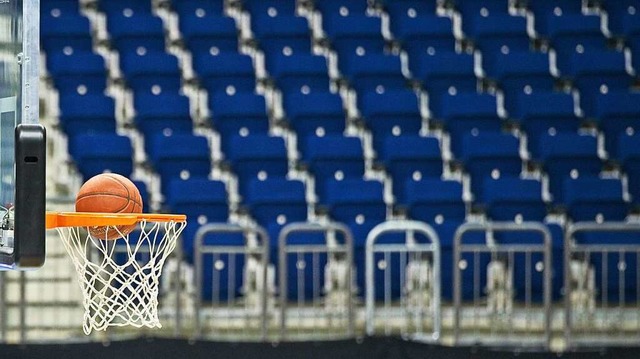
top-left (46, 212), bottom-right (187, 335)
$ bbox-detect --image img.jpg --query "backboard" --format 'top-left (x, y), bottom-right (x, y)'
top-left (0, 0), bottom-right (46, 269)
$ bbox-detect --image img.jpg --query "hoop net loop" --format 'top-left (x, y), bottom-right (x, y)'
top-left (48, 212), bottom-right (186, 335)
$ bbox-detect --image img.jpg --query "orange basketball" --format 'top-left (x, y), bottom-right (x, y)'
top-left (75, 173), bottom-right (143, 240)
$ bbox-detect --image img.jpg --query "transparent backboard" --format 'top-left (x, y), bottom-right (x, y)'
top-left (0, 0), bottom-right (45, 269)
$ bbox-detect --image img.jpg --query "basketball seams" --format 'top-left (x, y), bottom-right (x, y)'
top-left (104, 173), bottom-right (143, 208)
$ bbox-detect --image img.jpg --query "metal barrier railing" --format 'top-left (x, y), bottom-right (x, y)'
top-left (453, 222), bottom-right (552, 348)
top-left (365, 220), bottom-right (441, 342)
top-left (194, 223), bottom-right (270, 341)
top-left (278, 222), bottom-right (354, 340)
top-left (564, 222), bottom-right (640, 348)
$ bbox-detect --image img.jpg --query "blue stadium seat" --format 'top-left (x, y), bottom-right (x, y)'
top-left (438, 92), bottom-right (502, 157)
top-left (404, 178), bottom-right (466, 223)
top-left (468, 13), bottom-right (530, 59)
top-left (512, 91), bottom-right (581, 156)
top-left (527, 0), bottom-right (585, 37)
top-left (58, 93), bottom-right (117, 138)
top-left (69, 133), bottom-right (134, 181)
top-left (244, 177), bottom-right (308, 230)
top-left (599, 0), bottom-right (640, 35)
top-left (546, 14), bottom-right (608, 74)
top-left (390, 14), bottom-right (455, 61)
top-left (324, 13), bottom-right (386, 60)
top-left (41, 13), bottom-right (93, 54)
top-left (324, 178), bottom-right (387, 293)
top-left (488, 52), bottom-right (555, 113)
top-left (410, 51), bottom-right (476, 118)
top-left (340, 53), bottom-right (406, 93)
top-left (283, 91), bottom-right (345, 151)
top-left (133, 92), bottom-right (193, 139)
top-left (595, 91), bottom-right (640, 159)
top-left (268, 54), bottom-right (331, 93)
top-left (384, 0), bottom-right (438, 19)
top-left (193, 52), bottom-right (256, 95)
top-left (172, 0), bottom-right (225, 17)
top-left (243, 0), bottom-right (297, 16)
top-left (47, 51), bottom-right (108, 94)
top-left (566, 51), bottom-right (633, 117)
top-left (303, 135), bottom-right (365, 201)
top-left (358, 89), bottom-right (422, 151)
top-left (452, 0), bottom-right (510, 35)
top-left (98, 0), bottom-right (153, 15)
top-left (484, 177), bottom-right (546, 221)
top-left (106, 12), bottom-right (166, 53)
top-left (564, 177), bottom-right (628, 221)
top-left (225, 134), bottom-right (289, 196)
top-left (619, 133), bottom-right (640, 204)
top-left (208, 92), bottom-right (269, 154)
top-left (252, 14), bottom-right (311, 58)
top-left (315, 0), bottom-right (369, 17)
top-left (119, 51), bottom-right (182, 93)
top-left (147, 133), bottom-right (212, 194)
top-left (537, 133), bottom-right (602, 204)
top-left (41, 0), bottom-right (80, 15)
top-left (379, 135), bottom-right (443, 202)
top-left (179, 13), bottom-right (238, 55)
top-left (629, 36), bottom-right (640, 74)
top-left (460, 132), bottom-right (522, 202)
top-left (166, 178), bottom-right (228, 224)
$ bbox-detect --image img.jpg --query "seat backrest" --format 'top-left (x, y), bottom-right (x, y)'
top-left (166, 178), bottom-right (229, 223)
top-left (404, 178), bottom-right (466, 223)
top-left (245, 178), bottom-right (308, 226)
top-left (484, 177), bottom-right (547, 221)
top-left (564, 177), bottom-right (628, 221)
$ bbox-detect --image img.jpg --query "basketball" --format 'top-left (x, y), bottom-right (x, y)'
top-left (75, 173), bottom-right (143, 240)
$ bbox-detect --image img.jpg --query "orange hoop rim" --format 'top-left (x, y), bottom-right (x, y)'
top-left (46, 211), bottom-right (187, 229)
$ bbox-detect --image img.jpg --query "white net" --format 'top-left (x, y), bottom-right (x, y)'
top-left (55, 218), bottom-right (186, 335)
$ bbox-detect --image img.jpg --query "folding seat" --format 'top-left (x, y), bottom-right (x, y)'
top-left (619, 133), bottom-right (640, 204)
top-left (628, 34), bottom-right (640, 74)
top-left (283, 91), bottom-right (346, 151)
top-left (594, 91), bottom-right (640, 159)
top-left (324, 178), bottom-right (387, 294)
top-left (179, 13), bottom-right (238, 55)
top-left (208, 92), bottom-right (270, 153)
top-left (47, 51), bottom-right (108, 94)
top-left (165, 177), bottom-right (228, 262)
top-left (40, 13), bottom-right (93, 55)
top-left (98, 0), bottom-right (153, 15)
top-left (243, 0), bottom-right (297, 16)
top-left (452, 0), bottom-right (511, 36)
top-left (268, 53), bottom-right (331, 93)
top-left (69, 133), bottom-right (134, 181)
top-left (192, 52), bottom-right (256, 95)
top-left (566, 50), bottom-right (633, 117)
top-left (484, 177), bottom-right (546, 221)
top-left (303, 135), bottom-right (365, 201)
top-left (403, 178), bottom-right (477, 299)
top-left (244, 177), bottom-right (307, 229)
top-left (512, 91), bottom-right (581, 156)
top-left (58, 93), bottom-right (117, 138)
top-left (466, 13), bottom-right (530, 64)
top-left (41, 0), bottom-right (80, 15)
top-left (225, 134), bottom-right (289, 197)
top-left (339, 53), bottom-right (407, 93)
top-left (536, 133), bottom-right (602, 204)
top-left (119, 51), bottom-right (182, 94)
top-left (172, 0), bottom-right (225, 17)
top-left (147, 133), bottom-right (212, 194)
top-left (251, 14), bottom-right (312, 59)
top-left (438, 92), bottom-right (502, 157)
top-left (358, 89), bottom-right (422, 151)
top-left (314, 0), bottom-right (369, 17)
top-left (546, 13), bottom-right (609, 75)
top-left (390, 14), bottom-right (455, 61)
top-left (133, 91), bottom-right (193, 140)
top-left (527, 0), bottom-right (585, 37)
top-left (323, 13), bottom-right (386, 60)
top-left (384, 0), bottom-right (438, 19)
top-left (409, 51), bottom-right (476, 118)
top-left (597, 0), bottom-right (640, 35)
top-left (459, 132), bottom-right (522, 202)
top-left (564, 177), bottom-right (628, 221)
top-left (106, 12), bottom-right (166, 54)
top-left (378, 135), bottom-right (443, 202)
